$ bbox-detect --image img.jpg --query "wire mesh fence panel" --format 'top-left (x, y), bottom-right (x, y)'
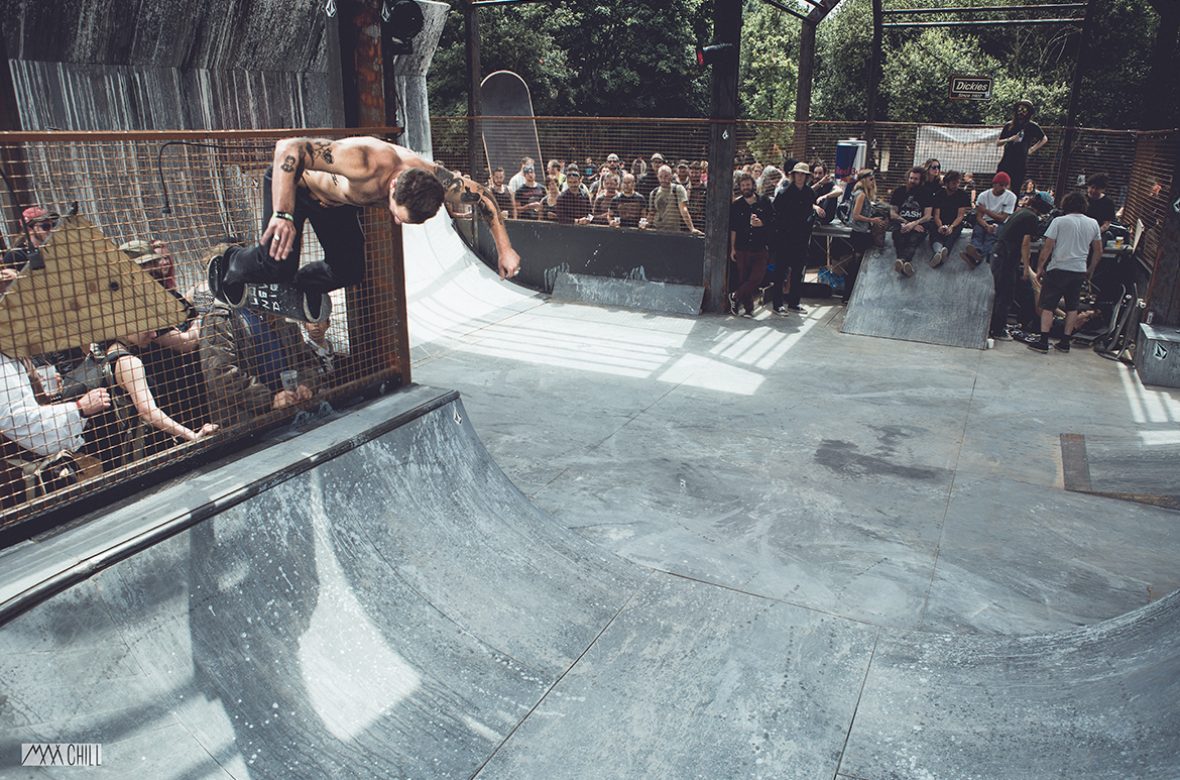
top-left (0, 129), bottom-right (407, 528)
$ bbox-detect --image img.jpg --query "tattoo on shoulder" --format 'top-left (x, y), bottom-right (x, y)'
top-left (280, 155), bottom-right (297, 173)
top-left (433, 165), bottom-right (456, 188)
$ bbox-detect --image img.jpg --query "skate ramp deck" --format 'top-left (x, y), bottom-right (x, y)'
top-left (0, 386), bottom-right (1178, 778)
top-left (841, 234), bottom-right (995, 349)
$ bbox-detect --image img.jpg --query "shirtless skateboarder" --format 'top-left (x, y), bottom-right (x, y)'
top-left (208, 136), bottom-right (523, 315)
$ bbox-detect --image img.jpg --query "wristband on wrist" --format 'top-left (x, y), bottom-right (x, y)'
top-left (273, 211), bottom-right (295, 222)
top-left (75, 398), bottom-right (86, 418)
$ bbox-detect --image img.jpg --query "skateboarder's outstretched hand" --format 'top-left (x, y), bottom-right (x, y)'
top-left (499, 246), bottom-right (522, 280)
top-left (262, 215), bottom-right (298, 261)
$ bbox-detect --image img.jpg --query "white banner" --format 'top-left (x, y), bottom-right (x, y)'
top-left (913, 125), bottom-right (1003, 174)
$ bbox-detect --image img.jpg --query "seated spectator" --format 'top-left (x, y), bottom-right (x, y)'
top-left (302, 315), bottom-right (344, 385)
top-left (555, 169), bottom-right (592, 224)
top-left (928, 170), bottom-right (971, 267)
top-left (0, 352), bottom-right (110, 507)
top-left (761, 165), bottom-right (783, 198)
top-left (889, 166), bottom-right (933, 278)
top-left (922, 158), bottom-right (943, 202)
top-left (1085, 173), bottom-right (1118, 234)
top-left (3, 206), bottom-right (58, 273)
top-left (87, 333), bottom-right (218, 468)
top-left (963, 171), bottom-right (1016, 266)
top-left (810, 161), bottom-right (843, 224)
top-left (513, 165), bottom-right (545, 220)
top-left (200, 300), bottom-right (322, 428)
top-left (843, 168), bottom-right (886, 304)
top-left (591, 173), bottom-right (620, 223)
top-left (647, 165), bottom-right (702, 235)
top-left (541, 176), bottom-right (561, 221)
top-left (489, 167), bottom-right (514, 217)
top-left (611, 173), bottom-right (647, 229)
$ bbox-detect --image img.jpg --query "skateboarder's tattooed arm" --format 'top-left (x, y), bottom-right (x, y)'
top-left (432, 164), bottom-right (522, 279)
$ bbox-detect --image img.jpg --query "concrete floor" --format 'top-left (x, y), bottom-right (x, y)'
top-left (406, 216), bottom-right (1180, 640)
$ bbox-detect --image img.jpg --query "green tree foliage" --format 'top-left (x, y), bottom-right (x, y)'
top-left (424, 0), bottom-right (1166, 130)
top-left (739, 0), bottom-right (801, 120)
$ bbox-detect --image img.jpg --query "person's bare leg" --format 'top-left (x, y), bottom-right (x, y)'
top-left (1063, 310), bottom-right (1079, 336)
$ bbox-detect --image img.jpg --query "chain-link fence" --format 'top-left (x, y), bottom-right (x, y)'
top-left (0, 128), bottom-right (408, 529)
top-left (437, 116), bottom-right (1176, 247)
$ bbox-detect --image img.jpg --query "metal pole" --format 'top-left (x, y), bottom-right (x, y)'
top-left (1053, 0), bottom-right (1096, 205)
top-left (883, 18), bottom-right (1083, 28)
top-left (864, 0), bottom-right (883, 167)
top-left (703, 0), bottom-right (742, 313)
top-left (881, 4), bottom-right (1086, 14)
top-left (794, 20), bottom-right (816, 161)
top-left (464, 0), bottom-right (484, 180)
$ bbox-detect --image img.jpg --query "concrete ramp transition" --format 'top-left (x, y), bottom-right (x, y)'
top-left (842, 233), bottom-right (995, 349)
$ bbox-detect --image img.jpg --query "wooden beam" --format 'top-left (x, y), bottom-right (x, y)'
top-left (703, 0), bottom-right (742, 314)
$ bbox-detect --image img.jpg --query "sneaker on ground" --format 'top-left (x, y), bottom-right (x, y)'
top-left (741, 310), bottom-right (754, 319)
top-left (929, 246), bottom-right (948, 267)
top-left (894, 258), bottom-right (905, 274)
top-left (963, 245), bottom-right (982, 266)
top-left (991, 329), bottom-right (1013, 341)
top-left (787, 304), bottom-right (806, 313)
top-left (1026, 340), bottom-right (1049, 354)
top-left (728, 292), bottom-right (740, 316)
top-left (773, 305), bottom-right (790, 316)
top-left (902, 261), bottom-right (915, 277)
top-left (1054, 339), bottom-right (1071, 353)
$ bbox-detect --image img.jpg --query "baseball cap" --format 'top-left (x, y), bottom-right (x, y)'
top-left (119, 239), bottom-right (164, 265)
top-left (523, 165), bottom-right (535, 173)
top-left (607, 154), bottom-right (620, 162)
top-left (566, 168), bottom-right (582, 177)
top-left (21, 206), bottom-right (59, 226)
top-left (992, 171), bottom-right (1011, 187)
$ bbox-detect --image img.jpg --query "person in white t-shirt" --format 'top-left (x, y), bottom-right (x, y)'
top-left (963, 171), bottom-right (1017, 267)
top-left (1027, 191), bottom-right (1103, 354)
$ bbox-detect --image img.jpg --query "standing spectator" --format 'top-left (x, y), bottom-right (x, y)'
top-left (547, 160), bottom-right (565, 191)
top-left (810, 161), bottom-right (843, 224)
top-left (489, 167), bottom-right (514, 217)
top-left (770, 162), bottom-right (824, 314)
top-left (513, 165), bottom-right (545, 220)
top-left (3, 206), bottom-right (58, 272)
top-left (555, 169), bottom-right (592, 224)
top-left (996, 99), bottom-right (1048, 196)
top-left (611, 173), bottom-right (647, 229)
top-left (889, 166), bottom-right (933, 278)
top-left (647, 165), bottom-right (702, 234)
top-left (843, 169), bottom-right (886, 304)
top-left (761, 165), bottom-right (784, 198)
top-left (565, 165), bottom-right (591, 197)
top-left (591, 173), bottom-right (620, 223)
top-left (963, 171), bottom-right (1016, 266)
top-left (675, 161), bottom-right (692, 190)
top-left (750, 161), bottom-right (765, 190)
top-left (638, 154), bottom-right (664, 200)
top-left (990, 193), bottom-right (1052, 340)
top-left (541, 176), bottom-right (561, 222)
top-left (1027, 191), bottom-right (1102, 354)
top-left (728, 172), bottom-right (773, 318)
top-left (508, 157), bottom-right (534, 194)
top-left (928, 170), bottom-right (971, 267)
top-left (630, 158), bottom-right (647, 185)
top-left (1085, 173), bottom-right (1118, 233)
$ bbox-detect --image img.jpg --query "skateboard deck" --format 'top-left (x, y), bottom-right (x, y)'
top-left (480, 70), bottom-right (543, 180)
top-left (243, 282), bottom-right (330, 323)
top-left (207, 252), bottom-right (329, 323)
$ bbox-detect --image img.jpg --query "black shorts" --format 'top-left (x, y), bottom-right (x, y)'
top-left (1038, 269), bottom-right (1086, 311)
